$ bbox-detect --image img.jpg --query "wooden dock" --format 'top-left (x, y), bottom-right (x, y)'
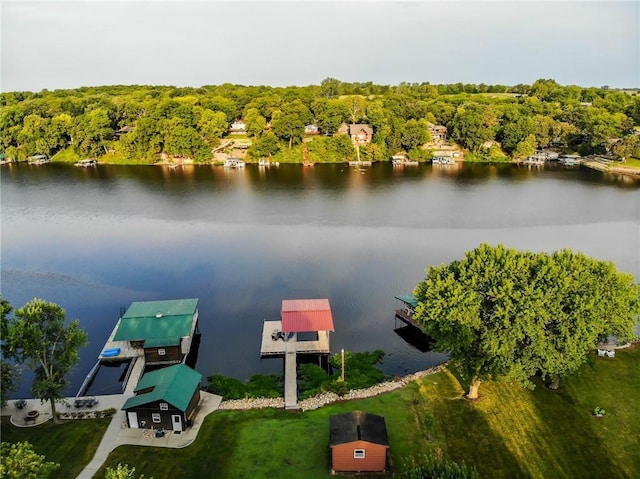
top-left (260, 321), bottom-right (330, 356)
top-left (100, 318), bottom-right (143, 360)
top-left (260, 320), bottom-right (331, 409)
top-left (395, 309), bottom-right (423, 331)
top-left (124, 357), bottom-right (146, 394)
top-left (284, 352), bottom-right (297, 409)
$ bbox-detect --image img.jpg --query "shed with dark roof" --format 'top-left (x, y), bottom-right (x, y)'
top-left (329, 411), bottom-right (389, 473)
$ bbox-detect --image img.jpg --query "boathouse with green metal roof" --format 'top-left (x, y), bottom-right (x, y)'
top-left (113, 298), bottom-right (199, 365)
top-left (122, 363), bottom-right (202, 431)
top-left (394, 294), bottom-right (422, 330)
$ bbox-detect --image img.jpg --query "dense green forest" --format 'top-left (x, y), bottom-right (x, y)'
top-left (1, 78), bottom-right (639, 164)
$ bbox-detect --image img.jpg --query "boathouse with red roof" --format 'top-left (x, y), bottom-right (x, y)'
top-left (281, 298), bottom-right (335, 333)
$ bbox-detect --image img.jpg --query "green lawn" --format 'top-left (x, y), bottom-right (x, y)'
top-left (3, 346), bottom-right (638, 479)
top-left (619, 157), bottom-right (640, 169)
top-left (0, 417), bottom-right (110, 479)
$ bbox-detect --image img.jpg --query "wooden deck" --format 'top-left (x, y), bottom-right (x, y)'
top-left (261, 320), bottom-right (331, 409)
top-left (124, 357), bottom-right (146, 394)
top-left (284, 352), bottom-right (297, 409)
top-left (395, 309), bottom-right (423, 331)
top-left (260, 321), bottom-right (331, 356)
top-left (100, 318), bottom-right (143, 360)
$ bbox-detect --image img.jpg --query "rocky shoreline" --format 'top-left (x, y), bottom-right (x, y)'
top-left (218, 364), bottom-right (446, 412)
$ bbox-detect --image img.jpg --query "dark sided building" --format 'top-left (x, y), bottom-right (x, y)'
top-left (122, 363), bottom-right (202, 432)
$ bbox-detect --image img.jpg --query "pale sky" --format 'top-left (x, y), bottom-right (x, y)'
top-left (1, 0), bottom-right (638, 92)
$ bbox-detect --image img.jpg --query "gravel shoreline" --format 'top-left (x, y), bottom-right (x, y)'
top-left (218, 364), bottom-right (446, 412)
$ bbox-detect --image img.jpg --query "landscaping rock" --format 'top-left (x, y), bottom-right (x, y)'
top-left (217, 364), bottom-right (445, 411)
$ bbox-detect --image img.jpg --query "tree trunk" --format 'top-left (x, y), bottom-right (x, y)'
top-left (548, 375), bottom-right (561, 390)
top-left (467, 377), bottom-right (481, 399)
top-left (50, 397), bottom-right (59, 424)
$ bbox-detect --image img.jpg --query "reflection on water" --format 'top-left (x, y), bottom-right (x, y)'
top-left (394, 325), bottom-right (433, 353)
top-left (1, 162), bottom-right (638, 397)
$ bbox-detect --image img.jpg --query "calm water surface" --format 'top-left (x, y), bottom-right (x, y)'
top-left (2, 162), bottom-right (638, 397)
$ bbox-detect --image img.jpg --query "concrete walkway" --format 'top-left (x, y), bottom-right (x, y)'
top-left (2, 392), bottom-right (222, 479)
top-left (76, 391), bottom-right (222, 479)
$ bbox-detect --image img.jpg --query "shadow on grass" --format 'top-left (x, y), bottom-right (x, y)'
top-left (1, 417), bottom-right (111, 479)
top-left (527, 379), bottom-right (619, 478)
top-left (425, 370), bottom-right (530, 479)
top-left (98, 409), bottom-right (265, 479)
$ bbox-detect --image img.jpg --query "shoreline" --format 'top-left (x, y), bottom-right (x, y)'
top-left (217, 364), bottom-right (447, 412)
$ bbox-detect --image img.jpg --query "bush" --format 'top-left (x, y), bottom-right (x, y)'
top-left (207, 374), bottom-right (282, 399)
top-left (396, 454), bottom-right (479, 479)
top-left (326, 380), bottom-right (349, 397)
top-left (245, 374), bottom-right (282, 398)
top-left (298, 363), bottom-right (329, 389)
top-left (206, 374), bottom-right (246, 399)
top-left (330, 349), bottom-right (386, 390)
top-left (101, 408), bottom-right (117, 418)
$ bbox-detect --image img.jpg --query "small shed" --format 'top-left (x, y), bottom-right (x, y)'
top-left (122, 363), bottom-right (202, 432)
top-left (330, 411), bottom-right (389, 473)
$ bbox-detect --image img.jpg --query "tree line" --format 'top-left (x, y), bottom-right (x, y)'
top-left (1, 78), bottom-right (639, 164)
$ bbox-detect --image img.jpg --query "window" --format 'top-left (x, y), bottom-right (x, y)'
top-left (152, 413), bottom-right (161, 423)
top-left (158, 348), bottom-right (166, 356)
top-left (354, 449), bottom-right (366, 459)
top-left (159, 403), bottom-right (168, 410)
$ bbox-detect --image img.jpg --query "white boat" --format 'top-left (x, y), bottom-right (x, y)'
top-left (391, 154), bottom-right (407, 165)
top-left (258, 159), bottom-right (279, 167)
top-left (433, 156), bottom-right (454, 165)
top-left (27, 155), bottom-right (50, 165)
top-left (224, 158), bottom-right (245, 168)
top-left (74, 159), bottom-right (98, 167)
top-left (559, 155), bottom-right (582, 166)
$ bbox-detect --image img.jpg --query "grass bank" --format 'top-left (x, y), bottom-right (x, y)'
top-left (98, 345), bottom-right (638, 479)
top-left (0, 417), bottom-right (110, 479)
top-left (3, 346), bottom-right (638, 479)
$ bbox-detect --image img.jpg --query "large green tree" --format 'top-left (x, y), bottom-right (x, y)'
top-left (0, 442), bottom-right (59, 479)
top-left (413, 244), bottom-right (639, 399)
top-left (0, 297), bottom-right (19, 407)
top-left (450, 103), bottom-right (500, 152)
top-left (2, 299), bottom-right (88, 422)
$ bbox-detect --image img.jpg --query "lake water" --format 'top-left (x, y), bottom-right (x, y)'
top-left (2, 162), bottom-right (638, 398)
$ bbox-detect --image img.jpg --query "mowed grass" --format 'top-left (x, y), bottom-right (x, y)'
top-left (422, 346), bottom-right (640, 478)
top-left (98, 386), bottom-right (430, 479)
top-left (4, 346), bottom-right (638, 479)
top-left (0, 417), bottom-right (110, 479)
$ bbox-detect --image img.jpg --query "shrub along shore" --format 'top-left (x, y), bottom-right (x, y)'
top-left (218, 364), bottom-right (446, 412)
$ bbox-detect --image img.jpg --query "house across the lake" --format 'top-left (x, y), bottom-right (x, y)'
top-left (428, 123), bottom-right (447, 144)
top-left (330, 411), bottom-right (390, 473)
top-left (229, 119), bottom-right (246, 133)
top-left (348, 124), bottom-right (374, 146)
top-left (122, 363), bottom-right (202, 432)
